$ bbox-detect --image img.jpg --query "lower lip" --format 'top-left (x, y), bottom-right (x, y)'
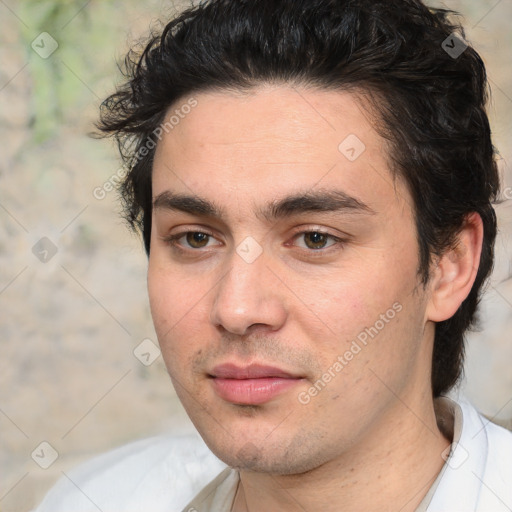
top-left (210, 377), bottom-right (301, 405)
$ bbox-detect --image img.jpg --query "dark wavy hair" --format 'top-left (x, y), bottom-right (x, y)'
top-left (97, 0), bottom-right (499, 398)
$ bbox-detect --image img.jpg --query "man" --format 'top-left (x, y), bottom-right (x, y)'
top-left (35, 0), bottom-right (512, 511)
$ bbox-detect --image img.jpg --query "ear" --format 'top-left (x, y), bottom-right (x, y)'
top-left (426, 213), bottom-right (484, 322)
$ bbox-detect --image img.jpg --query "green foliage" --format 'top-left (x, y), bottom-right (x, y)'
top-left (18, 0), bottom-right (119, 143)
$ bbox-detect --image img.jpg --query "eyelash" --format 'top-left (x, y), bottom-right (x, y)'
top-left (162, 229), bottom-right (346, 256)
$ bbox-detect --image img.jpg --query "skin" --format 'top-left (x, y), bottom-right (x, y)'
top-left (147, 85), bottom-right (483, 512)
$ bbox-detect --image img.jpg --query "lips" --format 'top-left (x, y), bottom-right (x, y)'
top-left (210, 363), bottom-right (298, 379)
top-left (209, 363), bottom-right (303, 405)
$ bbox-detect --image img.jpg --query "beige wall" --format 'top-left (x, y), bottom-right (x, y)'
top-left (0, 1), bottom-right (510, 510)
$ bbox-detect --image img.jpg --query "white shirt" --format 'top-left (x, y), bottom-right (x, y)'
top-left (34, 397), bottom-right (512, 512)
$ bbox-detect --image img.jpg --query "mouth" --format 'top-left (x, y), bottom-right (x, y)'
top-left (208, 363), bottom-right (304, 405)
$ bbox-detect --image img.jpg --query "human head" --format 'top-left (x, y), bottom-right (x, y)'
top-left (98, 0), bottom-right (498, 398)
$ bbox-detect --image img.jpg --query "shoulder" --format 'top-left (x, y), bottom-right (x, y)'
top-left (458, 396), bottom-right (512, 459)
top-left (459, 398), bottom-right (512, 510)
top-left (34, 433), bottom-right (227, 512)
top-left (478, 409), bottom-right (512, 483)
top-left (427, 396), bottom-right (512, 511)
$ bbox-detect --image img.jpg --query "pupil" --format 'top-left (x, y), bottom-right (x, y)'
top-left (306, 232), bottom-right (326, 249)
top-left (188, 232), bottom-right (208, 247)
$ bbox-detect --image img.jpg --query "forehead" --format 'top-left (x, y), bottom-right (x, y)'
top-left (155, 85), bottom-right (377, 162)
top-left (152, 85), bottom-right (409, 217)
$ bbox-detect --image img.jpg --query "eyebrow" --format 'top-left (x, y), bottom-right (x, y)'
top-left (152, 189), bottom-right (375, 222)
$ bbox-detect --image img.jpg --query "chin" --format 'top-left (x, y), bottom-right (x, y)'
top-left (202, 431), bottom-right (332, 476)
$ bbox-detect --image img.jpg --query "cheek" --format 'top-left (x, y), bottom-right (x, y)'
top-left (292, 265), bottom-right (398, 338)
top-left (147, 267), bottom-right (175, 335)
top-left (289, 259), bottom-right (420, 384)
top-left (147, 262), bottom-right (213, 367)
top-left (148, 256), bottom-right (204, 325)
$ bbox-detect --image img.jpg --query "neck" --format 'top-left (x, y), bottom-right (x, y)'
top-left (232, 392), bottom-right (451, 512)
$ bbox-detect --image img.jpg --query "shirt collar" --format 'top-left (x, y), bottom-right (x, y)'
top-left (419, 396), bottom-right (489, 511)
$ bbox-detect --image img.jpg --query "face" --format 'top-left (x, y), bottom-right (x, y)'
top-left (148, 85), bottom-right (434, 475)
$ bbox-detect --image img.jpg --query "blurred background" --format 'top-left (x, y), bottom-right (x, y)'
top-left (0, 0), bottom-right (511, 510)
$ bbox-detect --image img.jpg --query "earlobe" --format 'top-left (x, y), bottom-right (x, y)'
top-left (426, 213), bottom-right (484, 322)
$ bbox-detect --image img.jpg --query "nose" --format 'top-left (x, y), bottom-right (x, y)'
top-left (209, 248), bottom-right (288, 336)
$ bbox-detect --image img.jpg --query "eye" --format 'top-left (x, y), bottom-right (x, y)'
top-left (164, 230), bottom-right (219, 250)
top-left (163, 229), bottom-right (344, 254)
top-left (293, 231), bottom-right (341, 250)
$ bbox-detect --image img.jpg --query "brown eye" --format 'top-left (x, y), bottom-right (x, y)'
top-left (303, 232), bottom-right (330, 249)
top-left (186, 232), bottom-right (210, 248)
